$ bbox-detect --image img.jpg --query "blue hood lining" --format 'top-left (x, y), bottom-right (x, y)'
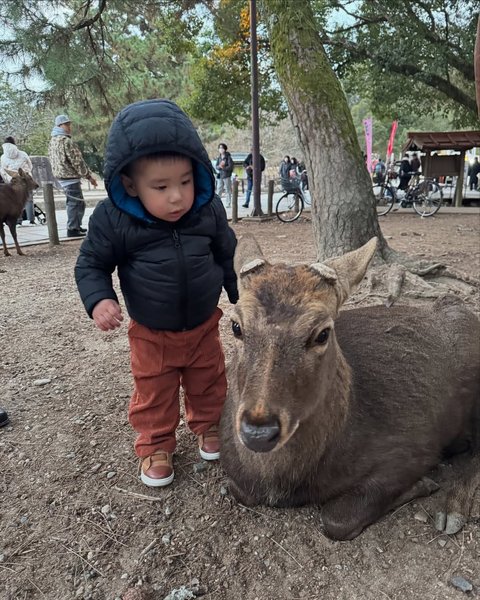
top-left (109, 160), bottom-right (214, 223)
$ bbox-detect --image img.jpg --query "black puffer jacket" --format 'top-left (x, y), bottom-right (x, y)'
top-left (75, 99), bottom-right (238, 331)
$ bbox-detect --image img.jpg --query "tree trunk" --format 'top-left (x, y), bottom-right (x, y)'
top-left (262, 0), bottom-right (388, 260)
top-left (475, 15), bottom-right (480, 118)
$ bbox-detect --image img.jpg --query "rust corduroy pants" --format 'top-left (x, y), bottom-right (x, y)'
top-left (128, 308), bottom-right (227, 457)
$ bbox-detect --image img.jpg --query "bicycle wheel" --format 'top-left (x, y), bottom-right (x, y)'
top-left (276, 191), bottom-right (304, 222)
top-left (412, 180), bottom-right (443, 217)
top-left (374, 184), bottom-right (395, 215)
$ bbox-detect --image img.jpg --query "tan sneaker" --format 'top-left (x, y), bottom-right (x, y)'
top-left (198, 426), bottom-right (220, 461)
top-left (140, 451), bottom-right (174, 487)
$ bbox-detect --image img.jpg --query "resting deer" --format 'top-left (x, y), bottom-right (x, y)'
top-left (220, 234), bottom-right (480, 540)
top-left (0, 168), bottom-right (39, 257)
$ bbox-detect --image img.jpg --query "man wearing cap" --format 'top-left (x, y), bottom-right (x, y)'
top-left (48, 114), bottom-right (98, 237)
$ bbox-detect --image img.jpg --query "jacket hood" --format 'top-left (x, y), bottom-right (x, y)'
top-left (104, 99), bottom-right (215, 223)
top-left (2, 143), bottom-right (19, 160)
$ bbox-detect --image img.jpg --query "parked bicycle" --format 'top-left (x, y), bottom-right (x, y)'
top-left (275, 177), bottom-right (309, 222)
top-left (374, 172), bottom-right (443, 217)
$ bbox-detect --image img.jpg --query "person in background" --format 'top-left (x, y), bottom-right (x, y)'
top-left (49, 114), bottom-right (98, 238)
top-left (242, 148), bottom-right (266, 209)
top-left (215, 143), bottom-right (234, 208)
top-left (398, 153), bottom-right (412, 190)
top-left (468, 157), bottom-right (480, 191)
top-left (290, 157), bottom-right (300, 179)
top-left (75, 99), bottom-right (238, 488)
top-left (297, 160), bottom-right (309, 191)
top-left (373, 157), bottom-right (386, 184)
top-left (0, 136), bottom-right (35, 225)
top-left (279, 155), bottom-right (292, 190)
top-left (410, 152), bottom-right (421, 174)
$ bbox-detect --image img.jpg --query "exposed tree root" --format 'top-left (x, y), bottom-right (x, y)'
top-left (345, 245), bottom-right (480, 313)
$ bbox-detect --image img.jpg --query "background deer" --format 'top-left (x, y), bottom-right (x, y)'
top-left (0, 168), bottom-right (39, 257)
top-left (220, 234), bottom-right (480, 540)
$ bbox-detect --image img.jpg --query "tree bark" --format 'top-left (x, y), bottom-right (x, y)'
top-left (475, 15), bottom-right (480, 118)
top-left (261, 0), bottom-right (388, 260)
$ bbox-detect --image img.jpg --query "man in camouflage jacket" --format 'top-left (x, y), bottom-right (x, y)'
top-left (48, 114), bottom-right (97, 237)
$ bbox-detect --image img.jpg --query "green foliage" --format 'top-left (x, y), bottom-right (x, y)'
top-left (322, 0), bottom-right (479, 126)
top-left (0, 0), bottom-right (477, 159)
top-left (181, 0), bottom-right (286, 126)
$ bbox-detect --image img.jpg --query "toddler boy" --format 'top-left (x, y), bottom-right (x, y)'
top-left (75, 99), bottom-right (238, 487)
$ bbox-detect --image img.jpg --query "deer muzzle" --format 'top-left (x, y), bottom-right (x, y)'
top-left (240, 414), bottom-right (281, 452)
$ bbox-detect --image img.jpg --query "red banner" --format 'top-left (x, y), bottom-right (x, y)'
top-left (386, 120), bottom-right (398, 162)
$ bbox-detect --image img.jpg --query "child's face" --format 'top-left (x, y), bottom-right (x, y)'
top-left (121, 157), bottom-right (195, 222)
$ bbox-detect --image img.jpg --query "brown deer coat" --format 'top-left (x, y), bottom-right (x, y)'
top-left (220, 235), bottom-right (480, 540)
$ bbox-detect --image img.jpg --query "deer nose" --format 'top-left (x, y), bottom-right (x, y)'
top-left (240, 415), bottom-right (281, 452)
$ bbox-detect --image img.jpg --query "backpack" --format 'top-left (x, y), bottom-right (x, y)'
top-left (374, 162), bottom-right (385, 175)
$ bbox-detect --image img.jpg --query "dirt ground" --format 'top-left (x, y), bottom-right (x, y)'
top-left (1, 211), bottom-right (479, 600)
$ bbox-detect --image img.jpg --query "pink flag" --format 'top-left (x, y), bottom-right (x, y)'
top-left (386, 120), bottom-right (398, 162)
top-left (363, 117), bottom-right (373, 173)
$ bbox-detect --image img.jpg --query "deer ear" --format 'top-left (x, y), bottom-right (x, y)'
top-left (17, 168), bottom-right (24, 177)
top-left (322, 237), bottom-right (378, 306)
top-left (5, 168), bottom-right (17, 177)
top-left (234, 233), bottom-right (268, 284)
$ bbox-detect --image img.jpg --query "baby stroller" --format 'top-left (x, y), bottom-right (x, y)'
top-left (21, 202), bottom-right (47, 225)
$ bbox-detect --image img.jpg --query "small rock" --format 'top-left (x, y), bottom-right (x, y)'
top-left (101, 504), bottom-right (111, 515)
top-left (162, 533), bottom-right (171, 544)
top-left (438, 539), bottom-right (448, 547)
top-left (450, 576), bottom-right (473, 593)
top-left (87, 551), bottom-right (94, 561)
top-left (120, 572), bottom-right (129, 580)
top-left (165, 506), bottom-right (173, 517)
top-left (414, 511), bottom-right (428, 523)
top-left (220, 486), bottom-right (228, 496)
top-left (33, 378), bottom-right (51, 386)
top-left (193, 462), bottom-right (207, 474)
top-left (91, 463), bottom-right (102, 472)
top-left (162, 587), bottom-right (196, 600)
top-left (0, 554), bottom-right (4, 562)
top-left (106, 471), bottom-right (116, 479)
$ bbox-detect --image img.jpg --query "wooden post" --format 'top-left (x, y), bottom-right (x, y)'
top-left (232, 179), bottom-right (239, 223)
top-left (267, 179), bottom-right (274, 216)
top-left (454, 150), bottom-right (466, 207)
top-left (42, 183), bottom-right (60, 246)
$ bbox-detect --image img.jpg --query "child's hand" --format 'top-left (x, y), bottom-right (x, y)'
top-left (92, 299), bottom-right (123, 331)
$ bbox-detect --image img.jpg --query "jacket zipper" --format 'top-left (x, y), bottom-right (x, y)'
top-left (172, 229), bottom-right (188, 329)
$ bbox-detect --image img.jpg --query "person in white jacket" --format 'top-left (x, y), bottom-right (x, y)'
top-left (0, 136), bottom-right (35, 224)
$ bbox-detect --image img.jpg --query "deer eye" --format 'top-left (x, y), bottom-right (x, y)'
top-left (314, 328), bottom-right (330, 345)
top-left (231, 321), bottom-right (242, 338)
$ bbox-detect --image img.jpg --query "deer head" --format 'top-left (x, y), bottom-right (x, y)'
top-left (8, 168), bottom-right (39, 193)
top-left (229, 234), bottom-right (377, 454)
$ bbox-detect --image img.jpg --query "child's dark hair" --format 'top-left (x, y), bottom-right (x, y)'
top-left (4, 136), bottom-right (15, 144)
top-left (218, 143), bottom-right (228, 151)
top-left (121, 151), bottom-right (189, 177)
